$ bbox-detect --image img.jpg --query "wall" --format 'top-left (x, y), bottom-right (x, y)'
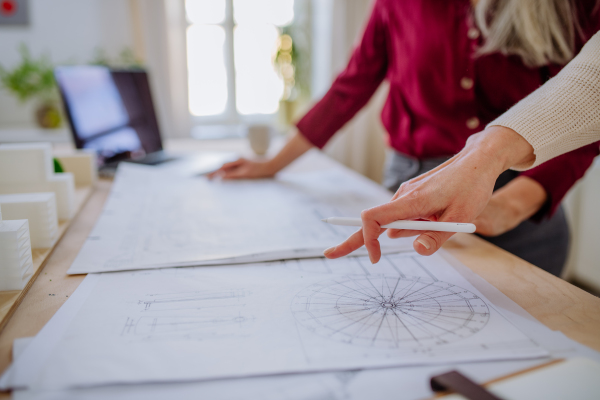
top-left (563, 158), bottom-right (600, 291)
top-left (0, 0), bottom-right (135, 127)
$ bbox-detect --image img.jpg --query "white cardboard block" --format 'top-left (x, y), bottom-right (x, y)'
top-left (0, 193), bottom-right (58, 249)
top-left (55, 152), bottom-right (97, 187)
top-left (46, 174), bottom-right (75, 220)
top-left (0, 142), bottom-right (76, 220)
top-left (0, 219), bottom-right (34, 291)
top-left (0, 143), bottom-right (54, 185)
top-left (0, 173), bottom-right (75, 220)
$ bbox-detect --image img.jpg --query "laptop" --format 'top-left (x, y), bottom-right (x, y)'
top-left (55, 66), bottom-right (176, 174)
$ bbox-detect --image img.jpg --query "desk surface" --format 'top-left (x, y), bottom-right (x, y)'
top-left (1, 140), bottom-right (599, 397)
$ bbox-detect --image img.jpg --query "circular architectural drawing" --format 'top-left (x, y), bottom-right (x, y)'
top-left (291, 276), bottom-right (489, 349)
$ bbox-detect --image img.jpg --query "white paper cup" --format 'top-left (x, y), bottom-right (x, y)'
top-left (247, 124), bottom-right (272, 156)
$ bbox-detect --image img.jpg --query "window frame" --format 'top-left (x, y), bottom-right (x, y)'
top-left (186, 0), bottom-right (280, 128)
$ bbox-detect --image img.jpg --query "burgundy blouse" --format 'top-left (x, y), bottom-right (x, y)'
top-left (296, 0), bottom-right (600, 217)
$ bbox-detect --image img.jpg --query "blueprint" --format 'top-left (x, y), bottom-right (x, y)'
top-left (9, 252), bottom-right (600, 400)
top-left (4, 251), bottom-right (548, 391)
top-left (67, 163), bottom-right (412, 274)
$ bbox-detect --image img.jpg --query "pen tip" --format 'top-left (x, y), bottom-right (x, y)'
top-left (321, 219), bottom-right (327, 222)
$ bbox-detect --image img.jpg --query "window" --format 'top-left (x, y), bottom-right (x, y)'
top-left (185, 0), bottom-right (294, 127)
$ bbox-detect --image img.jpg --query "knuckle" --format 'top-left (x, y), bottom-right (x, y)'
top-left (397, 181), bottom-right (410, 192)
top-left (361, 209), bottom-right (374, 221)
top-left (407, 188), bottom-right (422, 201)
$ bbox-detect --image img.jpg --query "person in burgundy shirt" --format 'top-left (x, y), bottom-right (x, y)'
top-left (211, 0), bottom-right (600, 276)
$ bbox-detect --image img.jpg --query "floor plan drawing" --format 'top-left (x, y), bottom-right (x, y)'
top-left (7, 252), bottom-right (549, 391)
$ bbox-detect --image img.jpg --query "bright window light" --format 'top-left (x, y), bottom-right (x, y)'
top-left (233, 0), bottom-right (294, 26)
top-left (187, 25), bottom-right (228, 116)
top-left (186, 0), bottom-right (294, 122)
top-left (185, 0), bottom-right (226, 24)
top-left (234, 24), bottom-right (283, 115)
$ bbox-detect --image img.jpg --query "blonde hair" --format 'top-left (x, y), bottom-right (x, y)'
top-left (474, 0), bottom-right (577, 67)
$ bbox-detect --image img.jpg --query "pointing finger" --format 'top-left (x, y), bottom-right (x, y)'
top-left (361, 210), bottom-right (387, 264)
top-left (323, 229), bottom-right (365, 259)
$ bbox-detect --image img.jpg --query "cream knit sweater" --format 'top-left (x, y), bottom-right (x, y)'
top-left (488, 31), bottom-right (600, 171)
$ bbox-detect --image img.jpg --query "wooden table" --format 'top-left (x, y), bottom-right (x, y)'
top-left (1, 141), bottom-right (599, 397)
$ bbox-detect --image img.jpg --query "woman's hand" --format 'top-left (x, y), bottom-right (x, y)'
top-left (207, 158), bottom-right (276, 180)
top-left (474, 176), bottom-right (547, 237)
top-left (324, 150), bottom-right (499, 262)
top-left (323, 126), bottom-right (536, 263)
top-left (207, 129), bottom-right (315, 180)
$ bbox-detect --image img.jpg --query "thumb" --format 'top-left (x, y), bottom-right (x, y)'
top-left (413, 231), bottom-right (455, 256)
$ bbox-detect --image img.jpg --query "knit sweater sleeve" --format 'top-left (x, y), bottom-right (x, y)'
top-left (487, 31), bottom-right (600, 171)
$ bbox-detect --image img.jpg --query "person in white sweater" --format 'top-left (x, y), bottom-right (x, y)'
top-left (324, 31), bottom-right (600, 262)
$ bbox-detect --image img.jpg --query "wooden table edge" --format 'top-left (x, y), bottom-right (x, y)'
top-left (0, 186), bottom-right (94, 333)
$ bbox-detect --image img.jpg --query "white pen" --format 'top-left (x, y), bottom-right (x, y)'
top-left (321, 217), bottom-right (476, 233)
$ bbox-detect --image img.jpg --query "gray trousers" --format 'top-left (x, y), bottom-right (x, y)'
top-left (384, 151), bottom-right (569, 277)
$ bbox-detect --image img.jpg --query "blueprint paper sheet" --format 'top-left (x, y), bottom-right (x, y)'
top-left (5, 252), bottom-right (548, 391)
top-left (9, 290), bottom-right (598, 400)
top-left (11, 334), bottom-right (594, 400)
top-left (67, 163), bottom-right (412, 274)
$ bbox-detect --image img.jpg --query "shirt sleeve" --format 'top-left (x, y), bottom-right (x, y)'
top-left (519, 142), bottom-right (600, 219)
top-left (295, 0), bottom-right (388, 148)
top-left (487, 31), bottom-right (600, 170)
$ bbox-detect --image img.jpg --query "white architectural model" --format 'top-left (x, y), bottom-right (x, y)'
top-left (0, 208), bottom-right (34, 291)
top-left (55, 152), bottom-right (97, 186)
top-left (0, 193), bottom-right (58, 249)
top-left (0, 143), bottom-right (75, 220)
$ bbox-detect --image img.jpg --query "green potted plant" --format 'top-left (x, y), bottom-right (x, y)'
top-left (0, 44), bottom-right (62, 129)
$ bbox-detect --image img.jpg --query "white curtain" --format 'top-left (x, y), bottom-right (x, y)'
top-left (129, 0), bottom-right (190, 138)
top-left (311, 0), bottom-right (388, 184)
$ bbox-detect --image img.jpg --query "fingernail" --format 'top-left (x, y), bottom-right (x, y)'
top-left (369, 254), bottom-right (377, 264)
top-left (416, 238), bottom-right (431, 250)
top-left (323, 247), bottom-right (336, 256)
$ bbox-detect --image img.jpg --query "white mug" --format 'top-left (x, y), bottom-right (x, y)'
top-left (247, 124), bottom-right (272, 156)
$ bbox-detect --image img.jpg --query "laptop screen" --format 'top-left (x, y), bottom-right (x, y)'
top-left (55, 66), bottom-right (163, 167)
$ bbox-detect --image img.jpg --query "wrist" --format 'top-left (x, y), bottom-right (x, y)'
top-left (262, 159), bottom-right (279, 176)
top-left (458, 133), bottom-right (508, 180)
top-left (494, 176), bottom-right (547, 221)
top-left (470, 126), bottom-right (535, 171)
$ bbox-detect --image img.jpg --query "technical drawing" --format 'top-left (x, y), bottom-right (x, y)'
top-left (122, 313), bottom-right (254, 340)
top-left (68, 165), bottom-right (411, 274)
top-left (137, 289), bottom-right (248, 311)
top-left (120, 288), bottom-right (253, 340)
top-left (291, 275), bottom-right (489, 349)
top-left (18, 253), bottom-right (548, 391)
top-left (137, 314), bottom-right (252, 335)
